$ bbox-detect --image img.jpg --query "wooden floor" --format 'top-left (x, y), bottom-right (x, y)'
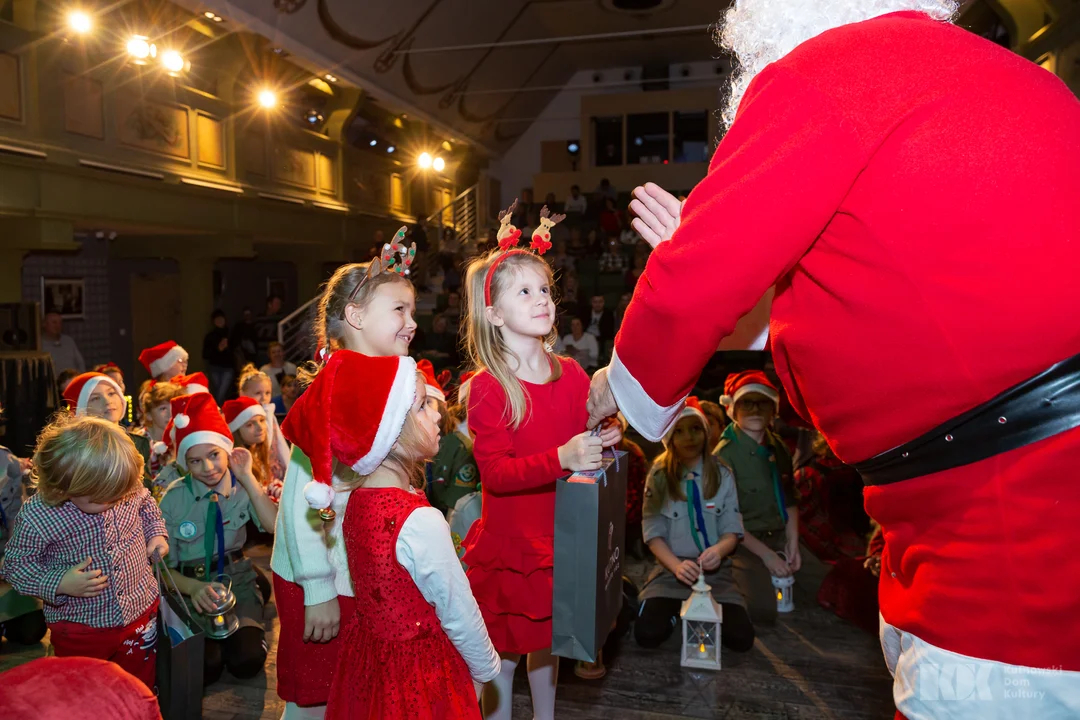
top-left (1, 545), bottom-right (895, 719)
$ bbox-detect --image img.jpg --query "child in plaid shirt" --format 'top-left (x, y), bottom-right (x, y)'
top-left (0, 416), bottom-right (168, 689)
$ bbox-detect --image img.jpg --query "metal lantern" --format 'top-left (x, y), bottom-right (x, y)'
top-left (680, 572), bottom-right (723, 671)
top-left (772, 574), bottom-right (795, 613)
top-left (204, 574), bottom-right (240, 640)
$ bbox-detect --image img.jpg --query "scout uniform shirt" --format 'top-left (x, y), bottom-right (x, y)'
top-left (715, 425), bottom-right (795, 544)
top-left (640, 457), bottom-right (745, 604)
top-left (0, 447), bottom-right (41, 624)
top-left (429, 429), bottom-right (479, 515)
top-left (159, 471), bottom-right (266, 630)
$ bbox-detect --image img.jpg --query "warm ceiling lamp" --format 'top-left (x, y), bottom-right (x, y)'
top-left (257, 89), bottom-right (277, 109)
top-left (126, 35), bottom-right (157, 64)
top-left (67, 10), bottom-right (92, 34)
top-left (417, 152), bottom-right (433, 169)
top-left (432, 157), bottom-right (446, 172)
top-left (161, 50), bottom-right (187, 75)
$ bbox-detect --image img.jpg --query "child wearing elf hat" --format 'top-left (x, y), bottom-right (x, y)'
top-left (418, 360), bottom-right (480, 517)
top-left (634, 397), bottom-right (754, 653)
top-left (63, 373), bottom-right (153, 486)
top-left (157, 393), bottom-right (277, 686)
top-left (282, 350), bottom-right (500, 720)
top-left (223, 397), bottom-right (284, 500)
top-left (138, 341), bottom-right (188, 382)
top-left (715, 370), bottom-right (814, 625)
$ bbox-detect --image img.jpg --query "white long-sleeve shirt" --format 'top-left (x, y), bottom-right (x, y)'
top-left (396, 504), bottom-right (501, 683)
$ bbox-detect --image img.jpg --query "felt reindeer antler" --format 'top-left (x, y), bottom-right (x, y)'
top-left (348, 226), bottom-right (416, 305)
top-left (496, 199), bottom-right (523, 250)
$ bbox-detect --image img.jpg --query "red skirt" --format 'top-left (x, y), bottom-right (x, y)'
top-left (462, 522), bottom-right (553, 655)
top-left (48, 600), bottom-right (159, 691)
top-left (274, 573), bottom-right (356, 707)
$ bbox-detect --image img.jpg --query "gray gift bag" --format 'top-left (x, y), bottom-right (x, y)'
top-left (156, 564), bottom-right (205, 720)
top-left (551, 451), bottom-right (628, 662)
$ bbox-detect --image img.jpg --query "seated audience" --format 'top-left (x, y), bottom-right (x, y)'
top-left (260, 341), bottom-right (298, 398)
top-left (556, 318), bottom-right (599, 372)
top-left (549, 239), bottom-right (575, 274)
top-left (624, 255), bottom-right (645, 290)
top-left (580, 295), bottom-right (615, 349)
top-left (599, 197), bottom-right (623, 236)
top-left (275, 373), bottom-right (299, 420)
top-left (599, 236), bottom-right (628, 274)
top-left (564, 185), bottom-right (588, 214)
top-left (419, 313), bottom-right (460, 370)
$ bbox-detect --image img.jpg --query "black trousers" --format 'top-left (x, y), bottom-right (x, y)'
top-left (634, 597), bottom-right (755, 652)
top-left (1, 610), bottom-right (47, 646)
top-left (203, 626), bottom-right (267, 685)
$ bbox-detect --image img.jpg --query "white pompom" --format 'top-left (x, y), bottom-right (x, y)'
top-left (719, 395), bottom-right (733, 407)
top-left (152, 441), bottom-right (168, 455)
top-left (174, 413), bottom-right (190, 428)
top-left (303, 481), bottom-right (335, 510)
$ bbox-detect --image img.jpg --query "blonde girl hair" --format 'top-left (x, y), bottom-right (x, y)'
top-left (33, 415), bottom-right (144, 506)
top-left (141, 381), bottom-right (183, 429)
top-left (462, 252), bottom-right (562, 428)
top-left (644, 416), bottom-right (723, 514)
top-left (341, 371), bottom-right (431, 491)
top-left (298, 263), bottom-right (414, 385)
top-left (238, 364), bottom-right (271, 395)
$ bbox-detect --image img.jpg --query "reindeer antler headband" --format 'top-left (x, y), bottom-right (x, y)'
top-left (346, 226), bottom-right (416, 307)
top-left (484, 202), bottom-right (565, 306)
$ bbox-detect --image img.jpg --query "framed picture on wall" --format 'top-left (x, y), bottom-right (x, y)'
top-left (41, 278), bottom-right (86, 319)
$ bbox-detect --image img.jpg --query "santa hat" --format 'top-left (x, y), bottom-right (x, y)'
top-left (282, 350), bottom-right (417, 511)
top-left (222, 397), bottom-right (267, 434)
top-left (663, 396), bottom-right (709, 446)
top-left (719, 370), bottom-right (780, 418)
top-left (172, 372), bottom-right (209, 395)
top-left (166, 393), bottom-right (234, 471)
top-left (92, 362), bottom-right (122, 375)
top-left (138, 341), bottom-right (188, 378)
top-left (63, 372), bottom-right (126, 416)
top-left (416, 359), bottom-right (446, 403)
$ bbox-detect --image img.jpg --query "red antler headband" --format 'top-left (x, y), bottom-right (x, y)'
top-left (346, 226), bottom-right (416, 306)
top-left (484, 202), bottom-right (564, 306)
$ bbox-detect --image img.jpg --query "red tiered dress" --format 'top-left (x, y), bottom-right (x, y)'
top-left (461, 359), bottom-right (590, 654)
top-left (325, 487), bottom-right (479, 720)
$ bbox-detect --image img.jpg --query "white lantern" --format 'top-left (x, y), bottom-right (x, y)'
top-left (680, 572), bottom-right (722, 670)
top-left (772, 574), bottom-right (794, 613)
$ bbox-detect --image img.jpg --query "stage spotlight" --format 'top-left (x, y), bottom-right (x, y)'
top-left (369, 139), bottom-right (378, 147)
top-left (433, 157), bottom-right (446, 172)
top-left (67, 10), bottom-right (92, 34)
top-left (417, 152), bottom-right (433, 169)
top-left (386, 146), bottom-right (396, 154)
top-left (567, 140), bottom-right (580, 156)
top-left (127, 35), bottom-right (157, 65)
top-left (257, 89), bottom-right (277, 109)
top-left (161, 50), bottom-right (187, 76)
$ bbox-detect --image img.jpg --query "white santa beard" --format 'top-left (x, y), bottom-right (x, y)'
top-left (718, 0), bottom-right (959, 128)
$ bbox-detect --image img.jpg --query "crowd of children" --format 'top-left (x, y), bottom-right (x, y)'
top-left (0, 207), bottom-right (881, 720)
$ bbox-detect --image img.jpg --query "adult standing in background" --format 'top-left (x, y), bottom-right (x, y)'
top-left (202, 309), bottom-right (234, 404)
top-left (40, 312), bottom-right (84, 373)
top-left (586, 2), bottom-right (1080, 717)
top-left (231, 306), bottom-right (259, 371)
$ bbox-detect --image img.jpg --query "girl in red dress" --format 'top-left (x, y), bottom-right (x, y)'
top-left (282, 350), bottom-right (500, 720)
top-left (460, 243), bottom-right (622, 720)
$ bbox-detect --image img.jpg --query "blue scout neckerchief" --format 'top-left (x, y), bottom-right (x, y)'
top-left (683, 467), bottom-right (712, 554)
top-left (186, 472), bottom-right (237, 581)
top-left (721, 423), bottom-right (788, 524)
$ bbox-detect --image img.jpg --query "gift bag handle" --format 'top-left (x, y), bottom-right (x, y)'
top-left (154, 561), bottom-right (196, 622)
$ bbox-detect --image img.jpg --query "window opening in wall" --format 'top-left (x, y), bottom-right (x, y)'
top-left (592, 116), bottom-right (623, 167)
top-left (627, 112), bottom-right (669, 165)
top-left (673, 110), bottom-right (709, 164)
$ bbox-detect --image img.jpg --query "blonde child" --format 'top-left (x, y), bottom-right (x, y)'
top-left (0, 415), bottom-right (167, 689)
top-left (238, 364), bottom-right (289, 482)
top-left (460, 223), bottom-right (621, 720)
top-left (283, 350), bottom-right (499, 719)
top-left (63, 372), bottom-right (152, 485)
top-left (224, 397), bottom-right (284, 499)
top-left (270, 239), bottom-right (418, 717)
top-left (158, 393), bottom-right (277, 685)
top-left (141, 381), bottom-right (183, 482)
top-left (138, 341), bottom-right (188, 382)
top-left (418, 360), bottom-right (479, 517)
top-left (634, 399), bottom-right (755, 652)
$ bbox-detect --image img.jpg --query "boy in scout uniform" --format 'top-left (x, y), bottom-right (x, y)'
top-left (157, 394), bottom-right (277, 685)
top-left (716, 371), bottom-right (825, 625)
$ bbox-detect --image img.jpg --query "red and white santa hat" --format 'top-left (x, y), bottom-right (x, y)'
top-left (719, 370), bottom-right (780, 419)
top-left (63, 372), bottom-right (126, 416)
top-left (166, 393), bottom-right (234, 471)
top-left (138, 341), bottom-right (188, 378)
top-left (663, 396), bottom-right (709, 446)
top-left (222, 397), bottom-right (267, 434)
top-left (416, 359), bottom-right (446, 403)
top-left (172, 372), bottom-right (209, 395)
top-left (282, 350), bottom-right (417, 511)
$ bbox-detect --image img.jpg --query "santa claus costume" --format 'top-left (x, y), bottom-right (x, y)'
top-left (603, 4), bottom-right (1080, 719)
top-left (283, 350), bottom-right (499, 720)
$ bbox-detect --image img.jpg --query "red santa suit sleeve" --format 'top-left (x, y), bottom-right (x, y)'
top-left (609, 63), bottom-right (866, 441)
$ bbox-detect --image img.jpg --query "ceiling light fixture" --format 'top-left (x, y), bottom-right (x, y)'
top-left (257, 89), bottom-right (277, 109)
top-left (417, 152), bottom-right (433, 169)
top-left (161, 50), bottom-right (187, 75)
top-left (67, 10), bottom-right (92, 34)
top-left (126, 35), bottom-right (157, 64)
top-left (432, 157), bottom-right (445, 172)
top-left (325, 73), bottom-right (337, 82)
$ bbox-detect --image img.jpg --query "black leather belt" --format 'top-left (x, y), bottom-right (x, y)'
top-left (179, 550), bottom-right (247, 579)
top-left (855, 353), bottom-right (1080, 486)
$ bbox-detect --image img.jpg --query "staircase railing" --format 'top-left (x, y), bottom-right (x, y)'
top-left (278, 297), bottom-right (319, 364)
top-left (424, 183), bottom-right (479, 249)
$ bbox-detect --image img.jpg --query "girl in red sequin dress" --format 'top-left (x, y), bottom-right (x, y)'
top-left (459, 242), bottom-right (622, 720)
top-left (281, 350), bottom-right (500, 720)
